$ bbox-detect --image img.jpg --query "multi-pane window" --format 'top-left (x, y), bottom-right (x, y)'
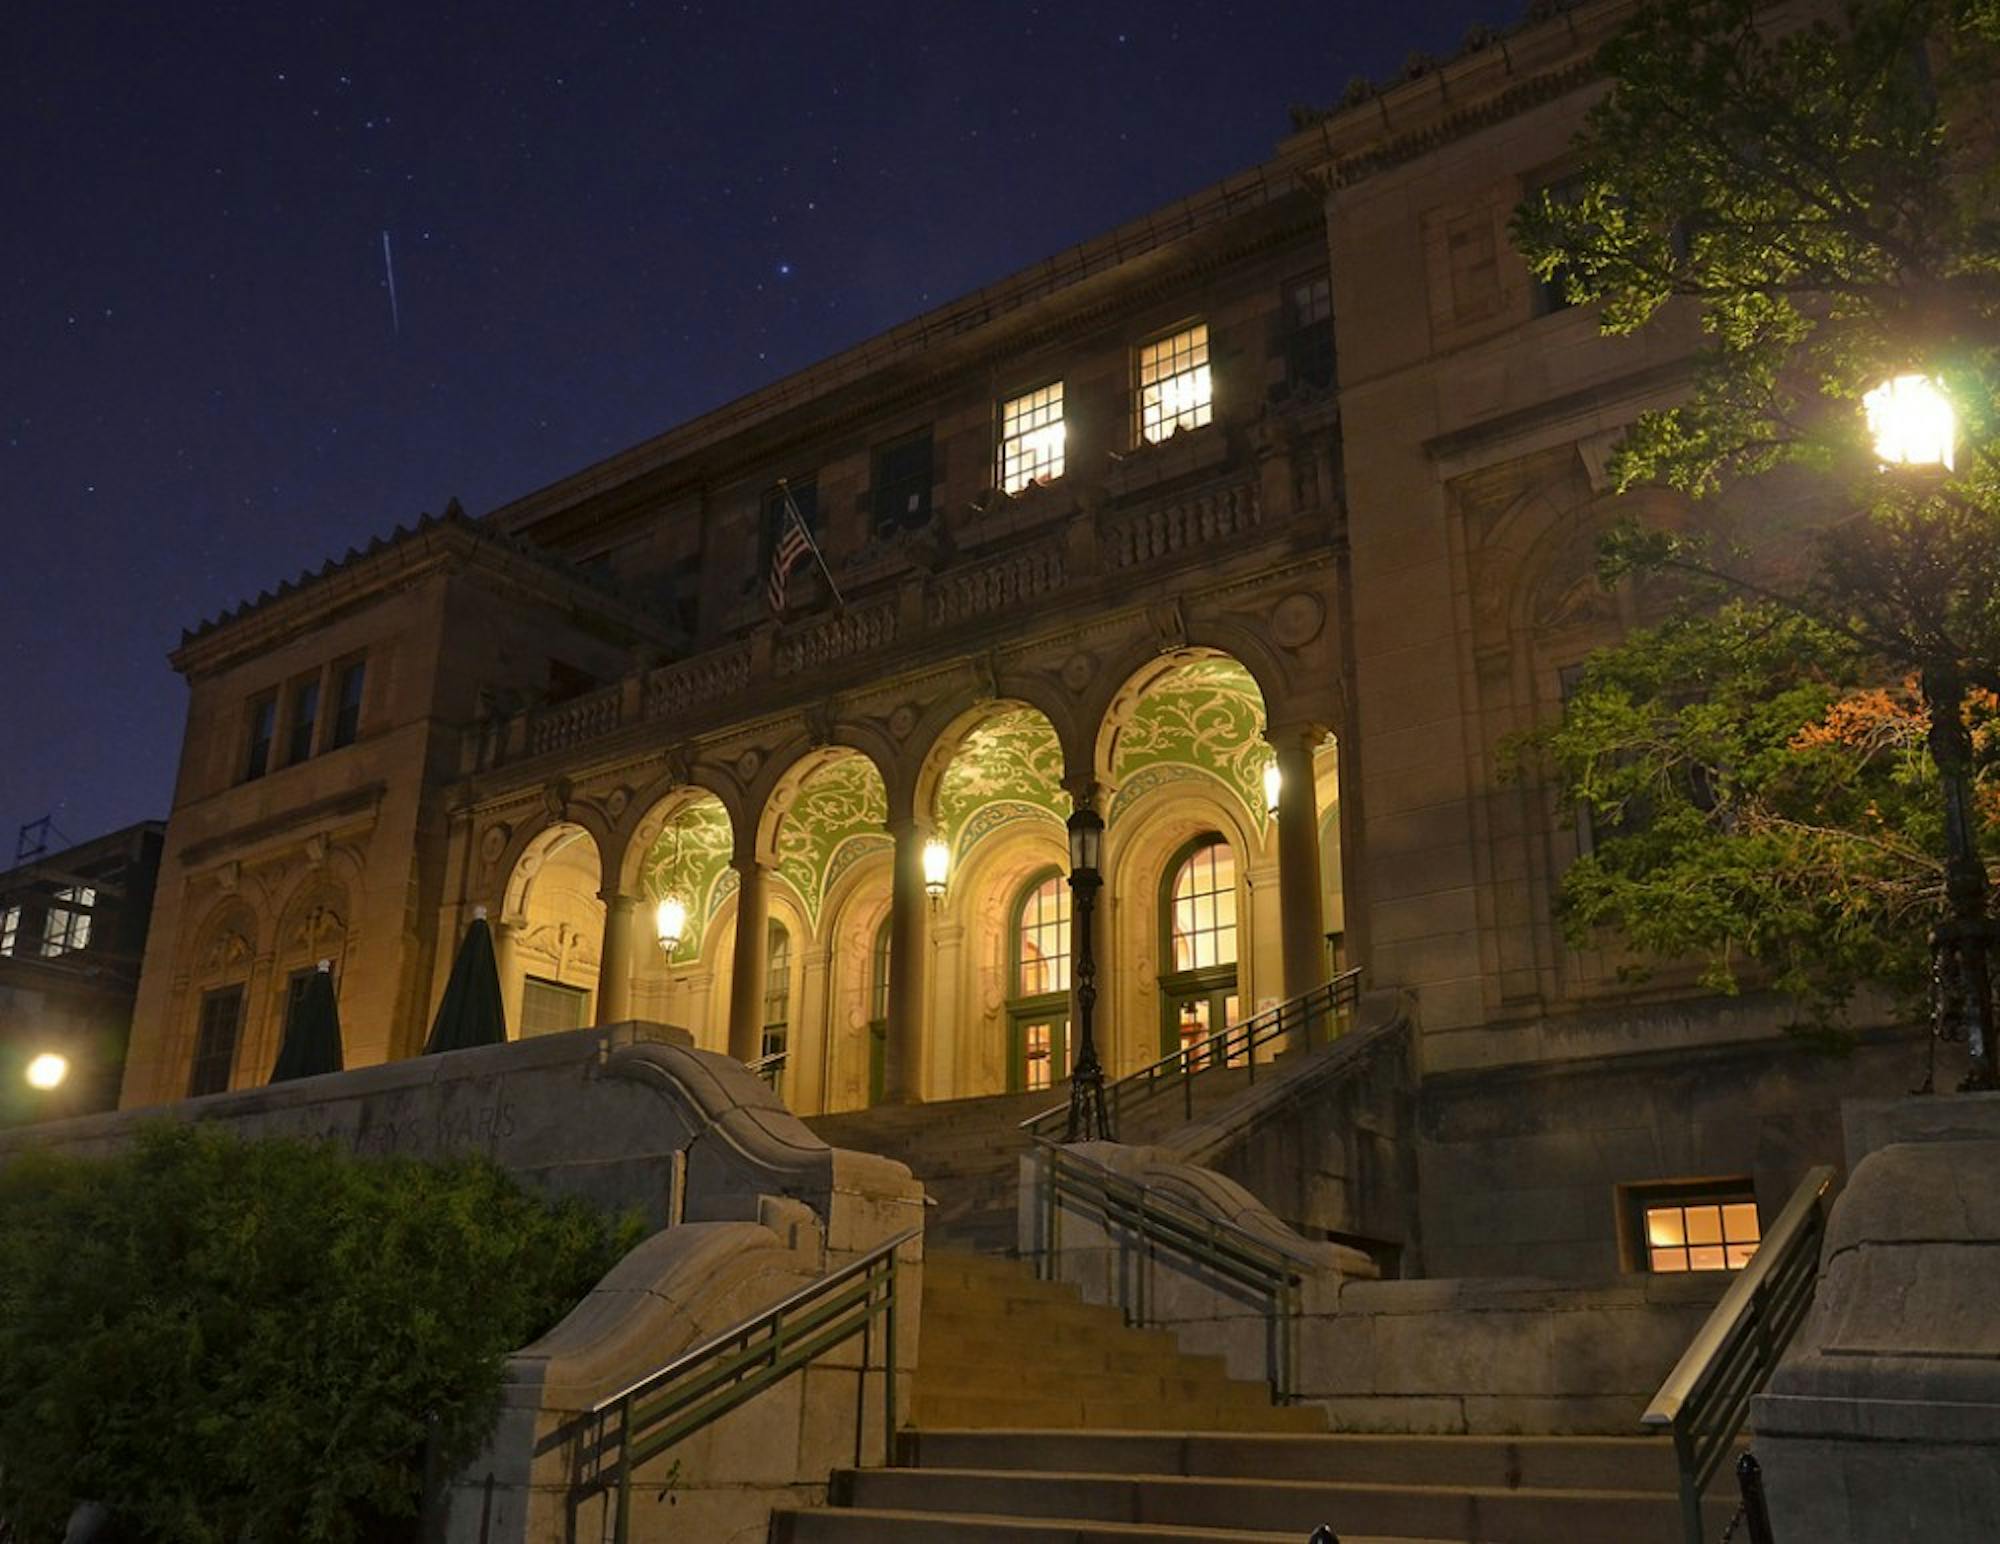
top-left (762, 920), bottom-right (791, 1063)
top-left (188, 985), bottom-right (244, 1097)
top-left (1016, 874), bottom-right (1071, 996)
top-left (1138, 323), bottom-right (1213, 444)
top-left (998, 382), bottom-right (1066, 493)
top-left (1169, 840), bottom-right (1237, 970)
top-left (872, 431), bottom-right (934, 537)
top-left (41, 886), bottom-right (95, 957)
top-left (1285, 274), bottom-right (1335, 391)
top-left (330, 660), bottom-right (365, 749)
top-left (1645, 1196), bottom-right (1761, 1273)
top-left (0, 905), bottom-right (20, 956)
top-left (244, 694), bottom-right (277, 781)
top-left (286, 676), bottom-right (321, 766)
top-left (1022, 1022), bottom-right (1054, 1091)
top-left (520, 976), bottom-right (588, 1037)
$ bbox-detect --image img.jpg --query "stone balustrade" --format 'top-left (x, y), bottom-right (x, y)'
top-left (489, 471), bottom-right (1294, 768)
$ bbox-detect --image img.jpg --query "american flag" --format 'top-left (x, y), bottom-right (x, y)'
top-left (767, 497), bottom-right (814, 614)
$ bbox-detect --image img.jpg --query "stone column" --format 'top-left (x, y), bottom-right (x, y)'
top-left (796, 942), bottom-right (831, 1113)
top-left (1269, 724), bottom-right (1328, 1025)
top-left (726, 861), bottom-right (772, 1063)
top-left (929, 920), bottom-right (965, 1096)
top-left (594, 890), bottom-right (636, 1025)
top-left (883, 817), bottom-right (930, 1103)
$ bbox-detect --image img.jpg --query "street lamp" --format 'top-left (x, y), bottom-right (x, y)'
top-left (1866, 374), bottom-right (1995, 1090)
top-left (1864, 373), bottom-right (1956, 471)
top-left (653, 895), bottom-right (687, 958)
top-left (1064, 805), bottom-right (1112, 1141)
top-left (922, 837), bottom-right (950, 905)
top-left (25, 1052), bottom-right (68, 1091)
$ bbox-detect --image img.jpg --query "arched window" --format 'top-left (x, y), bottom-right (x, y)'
top-left (1158, 835), bottom-right (1241, 1068)
top-left (1008, 870), bottom-right (1071, 1092)
top-left (761, 919), bottom-right (791, 1087)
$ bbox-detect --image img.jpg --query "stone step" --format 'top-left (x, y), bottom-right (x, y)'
top-left (772, 1507), bottom-right (1398, 1543)
top-left (829, 1467), bottom-right (1711, 1544)
top-left (894, 1431), bottom-right (1685, 1494)
top-left (919, 1331), bottom-right (1226, 1379)
top-left (916, 1366), bottom-right (1295, 1409)
top-left (909, 1392), bottom-right (1326, 1433)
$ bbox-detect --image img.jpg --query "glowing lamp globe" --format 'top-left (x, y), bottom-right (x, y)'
top-left (654, 895), bottom-right (688, 956)
top-left (1263, 760), bottom-right (1283, 817)
top-left (922, 838), bottom-right (951, 901)
top-left (26, 1052), bottom-right (69, 1091)
top-left (1865, 374), bottom-right (1955, 471)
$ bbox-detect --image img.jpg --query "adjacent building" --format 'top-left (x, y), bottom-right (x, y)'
top-left (0, 820), bottom-right (164, 1123)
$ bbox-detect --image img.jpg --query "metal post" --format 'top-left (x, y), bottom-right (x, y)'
top-left (883, 1250), bottom-right (899, 1465)
top-left (1925, 666), bottom-right (2000, 1090)
top-left (1065, 808), bottom-right (1113, 1142)
top-left (614, 1399), bottom-right (633, 1544)
top-left (1736, 1452), bottom-right (1775, 1544)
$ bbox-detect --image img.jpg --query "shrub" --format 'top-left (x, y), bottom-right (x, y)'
top-left (0, 1122), bottom-right (641, 1542)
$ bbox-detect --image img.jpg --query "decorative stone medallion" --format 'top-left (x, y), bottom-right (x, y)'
top-left (480, 825), bottom-right (510, 866)
top-left (735, 748), bottom-right (763, 782)
top-left (1271, 592), bottom-right (1325, 649)
top-left (1061, 652), bottom-right (1095, 693)
top-left (888, 703), bottom-right (919, 741)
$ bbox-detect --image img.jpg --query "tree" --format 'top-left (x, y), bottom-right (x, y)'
top-left (0, 1123), bottom-right (640, 1543)
top-left (1509, 0), bottom-right (2000, 1075)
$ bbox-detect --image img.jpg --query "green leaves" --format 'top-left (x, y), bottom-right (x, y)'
top-left (0, 1125), bottom-right (640, 1543)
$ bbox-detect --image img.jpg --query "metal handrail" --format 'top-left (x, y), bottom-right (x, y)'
top-left (578, 1223), bottom-right (920, 1542)
top-left (1018, 968), bottom-right (1363, 1143)
top-left (1642, 1165), bottom-right (1835, 1544)
top-left (1033, 1137), bottom-right (1309, 1401)
top-left (745, 1048), bottom-right (787, 1089)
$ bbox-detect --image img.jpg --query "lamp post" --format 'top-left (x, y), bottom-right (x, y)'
top-left (1867, 373), bottom-right (1996, 1091)
top-left (1065, 805), bottom-right (1112, 1142)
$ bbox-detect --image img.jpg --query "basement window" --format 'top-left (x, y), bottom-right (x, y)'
top-left (1626, 1181), bottom-right (1762, 1273)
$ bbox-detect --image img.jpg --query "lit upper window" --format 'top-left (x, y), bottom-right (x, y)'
top-left (1646, 1197), bottom-right (1761, 1272)
top-left (1169, 839), bottom-right (1236, 970)
top-left (1016, 873), bottom-right (1071, 996)
top-left (1138, 323), bottom-right (1213, 444)
top-left (998, 382), bottom-right (1066, 493)
top-left (0, 905), bottom-right (19, 957)
top-left (41, 886), bottom-right (96, 957)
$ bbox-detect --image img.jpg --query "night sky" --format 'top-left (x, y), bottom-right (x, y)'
top-left (5, 1), bottom-right (1495, 853)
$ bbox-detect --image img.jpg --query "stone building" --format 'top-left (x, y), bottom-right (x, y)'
top-left (116, 0), bottom-right (1915, 1283)
top-left (1, 819), bottom-right (164, 1123)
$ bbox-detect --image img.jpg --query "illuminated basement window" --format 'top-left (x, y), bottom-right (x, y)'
top-left (998, 381), bottom-right (1066, 493)
top-left (1138, 323), bottom-right (1213, 444)
top-left (1644, 1194), bottom-right (1761, 1273)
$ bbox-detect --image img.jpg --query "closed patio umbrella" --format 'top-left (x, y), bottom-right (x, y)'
top-left (424, 906), bottom-right (508, 1053)
top-left (269, 959), bottom-right (344, 1082)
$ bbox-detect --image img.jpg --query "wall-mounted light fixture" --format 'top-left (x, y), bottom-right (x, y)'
top-left (1263, 759), bottom-right (1283, 818)
top-left (25, 1052), bottom-right (68, 1091)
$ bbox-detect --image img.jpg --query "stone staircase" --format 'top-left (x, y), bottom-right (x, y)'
top-left (768, 1253), bottom-right (1720, 1542)
top-left (805, 1072), bottom-right (1263, 1252)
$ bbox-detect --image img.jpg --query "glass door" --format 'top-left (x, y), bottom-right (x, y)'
top-left (1010, 1010), bottom-right (1071, 1092)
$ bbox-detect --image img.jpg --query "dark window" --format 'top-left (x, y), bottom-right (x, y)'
top-left (189, 985), bottom-right (244, 1097)
top-left (244, 695), bottom-right (277, 781)
top-left (282, 965), bottom-right (322, 1033)
top-left (762, 919), bottom-right (791, 1061)
top-left (330, 660), bottom-right (365, 748)
top-left (1284, 274), bottom-right (1336, 391)
top-left (286, 677), bottom-right (320, 765)
top-left (1532, 176), bottom-right (1588, 315)
top-left (520, 976), bottom-right (587, 1036)
top-left (871, 430), bottom-right (933, 538)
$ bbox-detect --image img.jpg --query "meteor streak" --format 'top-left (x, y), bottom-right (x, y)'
top-left (381, 229), bottom-right (401, 337)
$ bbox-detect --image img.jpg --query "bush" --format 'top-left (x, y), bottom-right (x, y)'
top-left (0, 1123), bottom-right (641, 1543)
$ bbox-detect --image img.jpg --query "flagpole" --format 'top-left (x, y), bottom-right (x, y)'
top-left (778, 478), bottom-right (845, 610)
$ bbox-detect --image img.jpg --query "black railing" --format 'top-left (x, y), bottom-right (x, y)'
top-left (1031, 1138), bottom-right (1314, 1402)
top-left (576, 1224), bottom-right (919, 1543)
top-left (1018, 969), bottom-right (1362, 1144)
top-left (1642, 1166), bottom-right (1834, 1544)
top-left (745, 1047), bottom-right (787, 1092)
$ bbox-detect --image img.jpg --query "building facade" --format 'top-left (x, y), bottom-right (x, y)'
top-left (116, 0), bottom-right (1911, 1279)
top-left (1, 820), bottom-right (164, 1123)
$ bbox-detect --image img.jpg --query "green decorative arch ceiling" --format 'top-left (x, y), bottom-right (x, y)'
top-left (935, 707), bottom-right (1070, 863)
top-left (774, 754), bottom-right (891, 928)
top-left (1108, 657), bottom-right (1273, 836)
top-left (636, 796), bottom-right (734, 963)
